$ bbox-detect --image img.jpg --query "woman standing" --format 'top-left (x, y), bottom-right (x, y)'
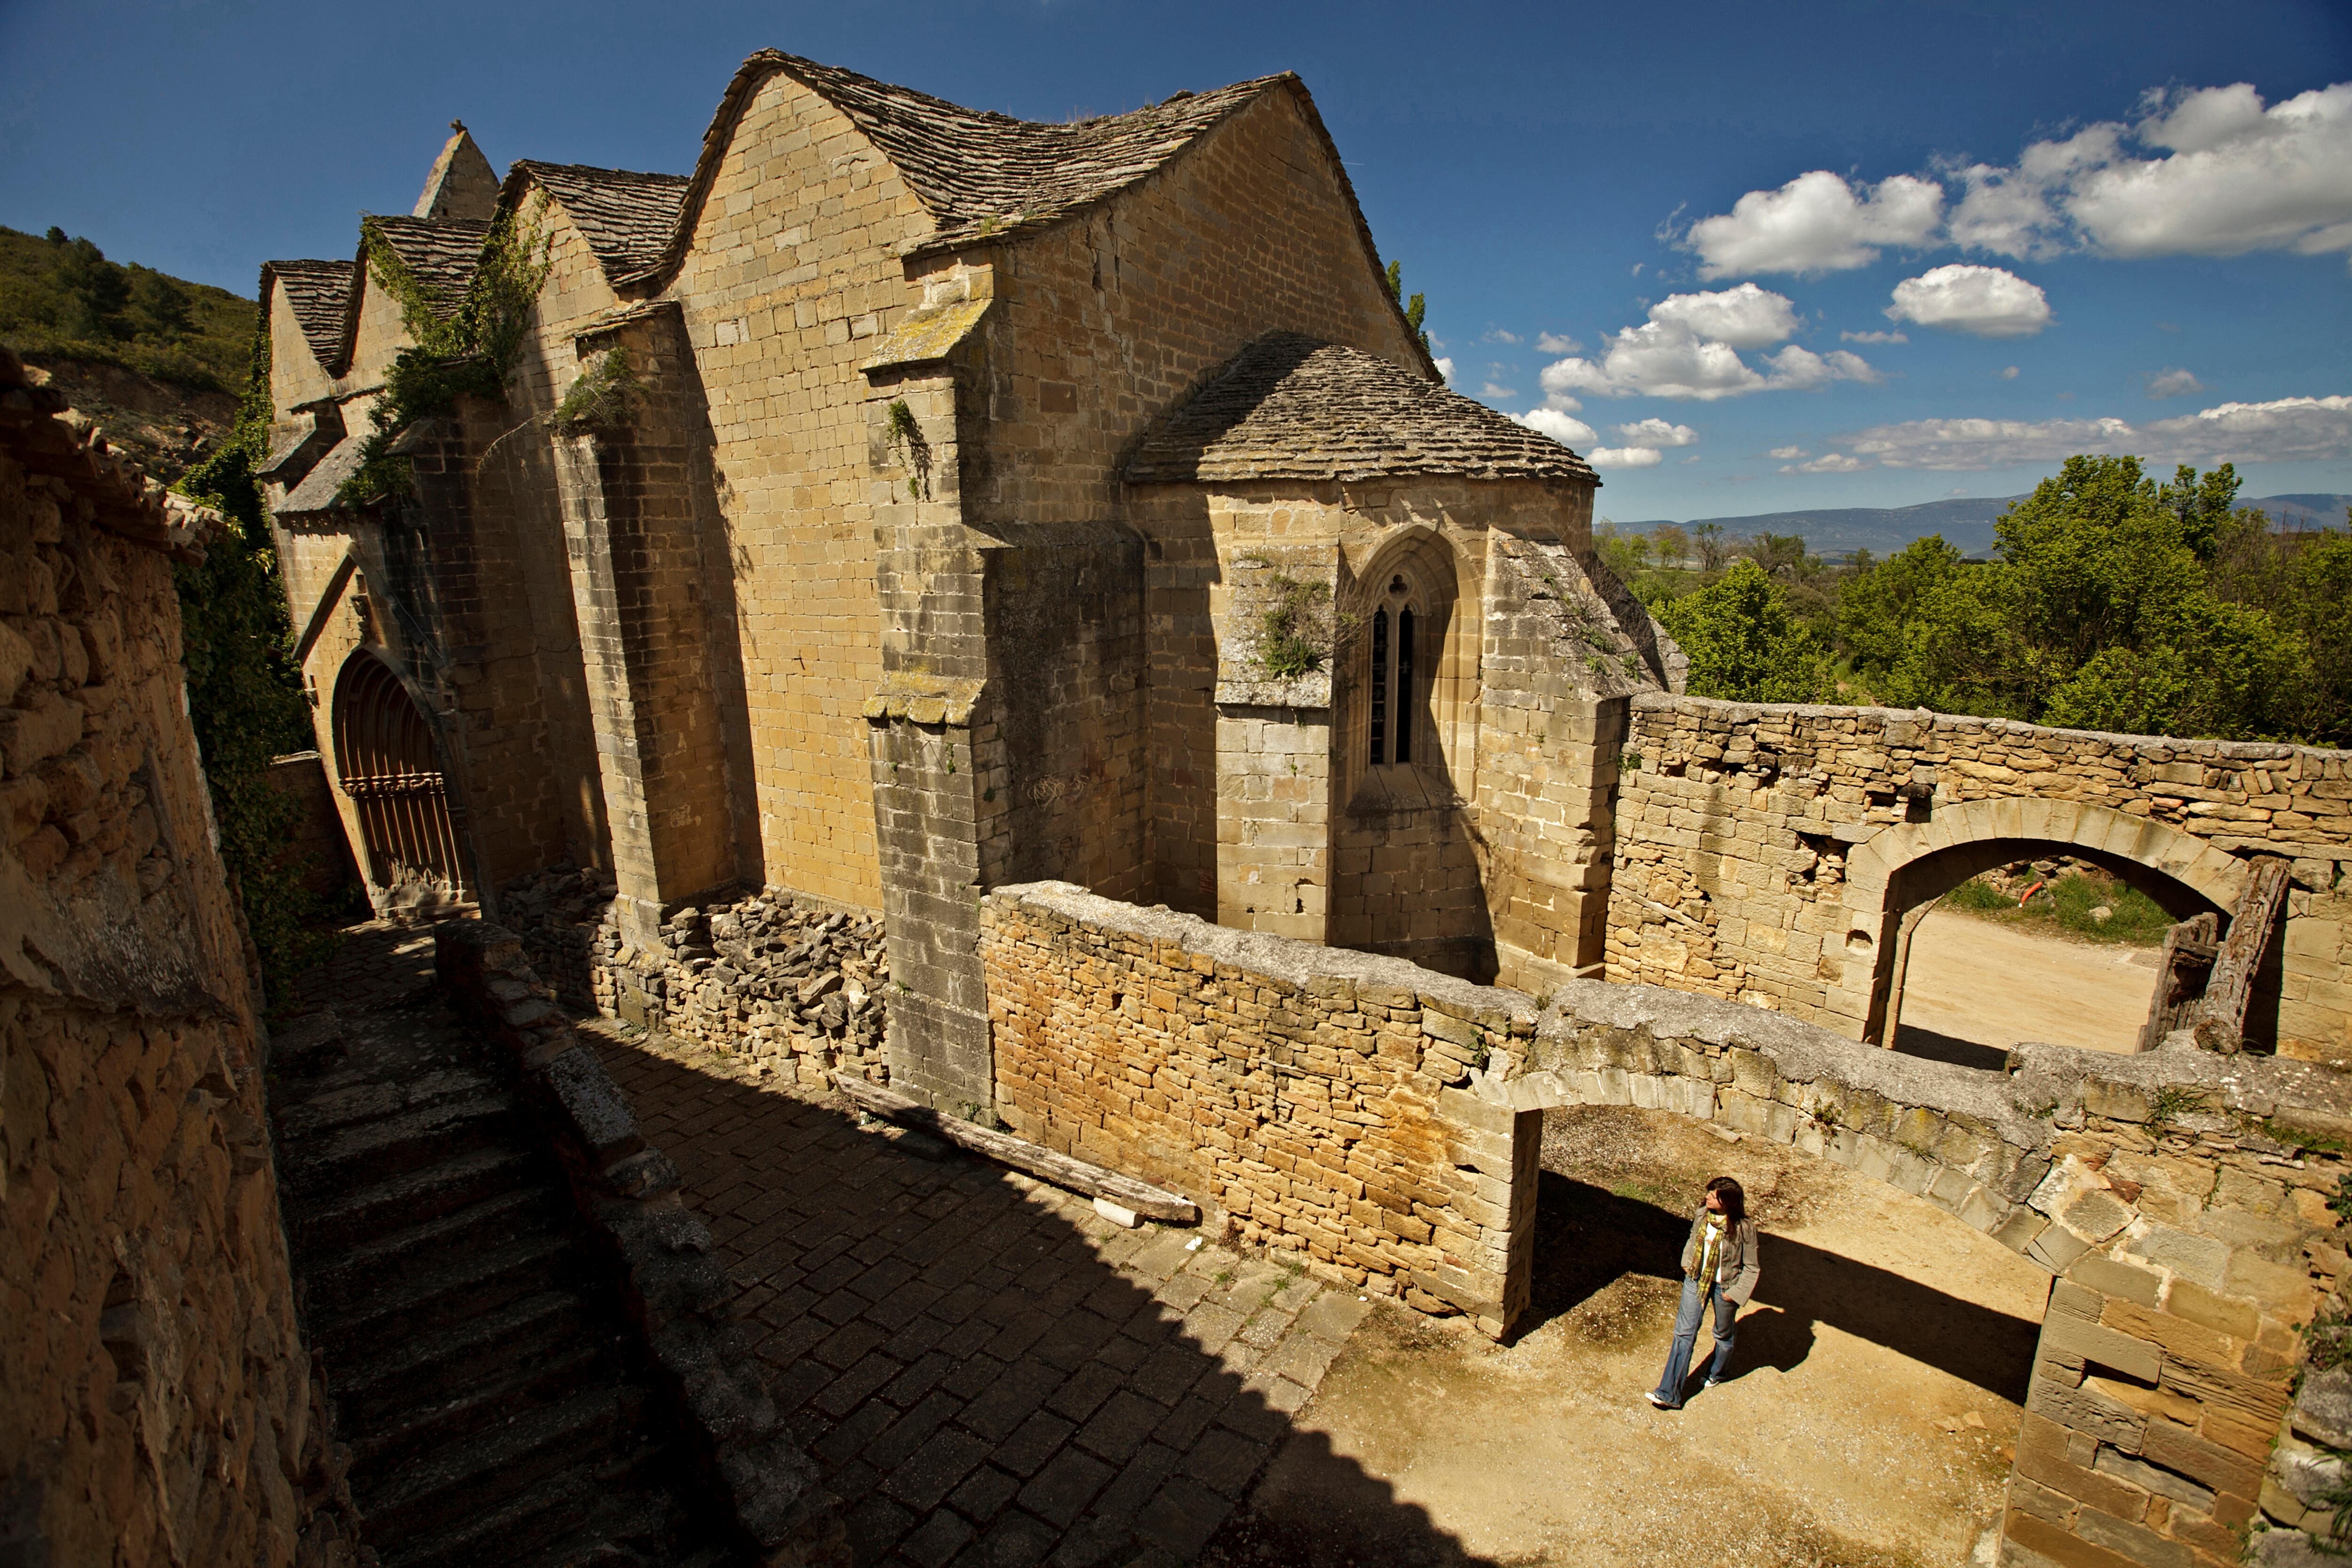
top-left (1646, 1175), bottom-right (1759, 1410)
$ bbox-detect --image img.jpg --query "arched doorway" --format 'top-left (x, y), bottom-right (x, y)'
top-left (1841, 800), bottom-right (2248, 1052)
top-left (331, 648), bottom-right (470, 904)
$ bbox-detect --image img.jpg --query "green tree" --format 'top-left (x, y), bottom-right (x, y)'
top-left (52, 235), bottom-right (129, 340)
top-left (1384, 259), bottom-right (1431, 357)
top-left (1659, 559), bottom-right (1830, 703)
top-left (1652, 523), bottom-right (1690, 567)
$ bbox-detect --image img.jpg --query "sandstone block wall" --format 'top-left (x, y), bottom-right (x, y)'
top-left (0, 374), bottom-right (358, 1566)
top-left (980, 882), bottom-right (1541, 1335)
top-left (1608, 694), bottom-right (2352, 1057)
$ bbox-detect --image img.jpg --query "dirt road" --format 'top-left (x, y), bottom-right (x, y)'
top-left (1897, 908), bottom-right (2161, 1058)
top-left (1208, 1106), bottom-right (2046, 1568)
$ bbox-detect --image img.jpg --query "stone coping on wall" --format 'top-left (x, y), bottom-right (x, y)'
top-left (1628, 689), bottom-right (2352, 769)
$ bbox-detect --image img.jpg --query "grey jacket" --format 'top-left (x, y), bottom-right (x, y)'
top-left (1680, 1207), bottom-right (1761, 1306)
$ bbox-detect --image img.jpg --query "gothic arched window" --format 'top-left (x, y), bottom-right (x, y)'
top-left (1367, 572), bottom-right (1420, 766)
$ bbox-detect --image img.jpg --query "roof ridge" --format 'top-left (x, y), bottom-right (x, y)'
top-left (260, 258), bottom-right (360, 379)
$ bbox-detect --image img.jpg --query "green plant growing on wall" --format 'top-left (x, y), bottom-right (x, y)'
top-left (2149, 1085), bottom-right (2214, 1130)
top-left (1257, 574), bottom-right (1331, 681)
top-left (337, 199), bottom-right (555, 506)
top-left (549, 347), bottom-right (639, 435)
top-left (885, 396), bottom-right (933, 500)
top-left (175, 320), bottom-right (354, 1001)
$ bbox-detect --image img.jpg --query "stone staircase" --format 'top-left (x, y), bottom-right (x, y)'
top-left (270, 1001), bottom-right (743, 1568)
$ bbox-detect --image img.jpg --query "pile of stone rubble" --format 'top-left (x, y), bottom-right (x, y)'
top-left (497, 864), bottom-right (891, 1086)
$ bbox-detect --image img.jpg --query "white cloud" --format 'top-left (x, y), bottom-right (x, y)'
top-left (1614, 418), bottom-right (1700, 447)
top-left (1511, 408), bottom-right (1598, 447)
top-left (1648, 282), bottom-right (1800, 348)
top-left (1483, 328), bottom-right (1522, 345)
top-left (1537, 285), bottom-right (1878, 402)
top-left (1843, 392), bottom-right (2352, 469)
top-left (2001, 366), bottom-right (2020, 380)
top-left (1433, 357), bottom-right (1454, 384)
top-left (1589, 446), bottom-right (1664, 468)
top-left (1685, 170), bottom-right (1946, 277)
top-left (1689, 81), bottom-right (2352, 275)
top-left (1780, 452), bottom-right (1867, 473)
top-left (1886, 264), bottom-right (2052, 338)
top-left (1769, 445), bottom-right (1809, 459)
top-left (1536, 332), bottom-right (1581, 354)
top-left (2148, 368), bottom-right (2204, 398)
top-left (1480, 381), bottom-right (1519, 399)
top-left (1841, 329), bottom-right (1907, 344)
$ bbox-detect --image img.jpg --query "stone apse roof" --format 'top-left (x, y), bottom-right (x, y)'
top-left (1125, 333), bottom-right (1601, 485)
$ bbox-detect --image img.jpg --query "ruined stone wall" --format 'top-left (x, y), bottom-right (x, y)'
top-left (980, 882), bottom-right (1541, 1337)
top-left (973, 865), bottom-right (2352, 1568)
top-left (499, 863), bottom-right (891, 1090)
top-left (1608, 694), bottom-right (2352, 1056)
top-left (0, 377), bottom-right (358, 1565)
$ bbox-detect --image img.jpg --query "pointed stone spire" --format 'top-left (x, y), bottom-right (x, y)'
top-left (412, 120), bottom-right (501, 222)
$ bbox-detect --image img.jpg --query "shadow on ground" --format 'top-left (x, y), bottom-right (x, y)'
top-left (1892, 1024), bottom-right (2013, 1073)
top-left (290, 923), bottom-right (1494, 1568)
top-left (1524, 1171), bottom-right (2039, 1402)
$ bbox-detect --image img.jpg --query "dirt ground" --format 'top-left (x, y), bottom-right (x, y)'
top-left (1897, 908), bottom-right (2161, 1061)
top-left (1207, 1105), bottom-right (2050, 1568)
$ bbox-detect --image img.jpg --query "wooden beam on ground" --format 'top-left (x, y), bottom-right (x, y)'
top-left (832, 1073), bottom-right (1199, 1222)
top-left (2192, 857), bottom-right (2292, 1053)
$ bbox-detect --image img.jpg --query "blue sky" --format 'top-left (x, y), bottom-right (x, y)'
top-left (5, 0), bottom-right (2347, 521)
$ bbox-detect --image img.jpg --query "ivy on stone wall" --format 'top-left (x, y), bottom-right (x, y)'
top-left (337, 200), bottom-right (554, 506)
top-left (175, 319), bottom-right (350, 1000)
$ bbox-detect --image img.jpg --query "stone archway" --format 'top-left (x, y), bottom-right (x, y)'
top-left (1820, 800), bottom-right (2250, 1045)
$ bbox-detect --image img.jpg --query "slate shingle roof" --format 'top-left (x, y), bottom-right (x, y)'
top-left (362, 216), bottom-right (491, 321)
top-left (766, 56), bottom-right (1281, 253)
top-left (1125, 334), bottom-right (1599, 485)
top-left (262, 260), bottom-right (358, 373)
top-left (507, 162), bottom-right (690, 288)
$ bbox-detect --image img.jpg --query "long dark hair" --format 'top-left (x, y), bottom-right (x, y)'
top-left (1705, 1175), bottom-right (1747, 1226)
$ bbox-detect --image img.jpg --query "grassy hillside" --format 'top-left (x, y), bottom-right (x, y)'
top-left (0, 223), bottom-right (257, 392)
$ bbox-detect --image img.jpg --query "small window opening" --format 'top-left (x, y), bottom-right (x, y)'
top-left (1368, 609), bottom-right (1389, 765)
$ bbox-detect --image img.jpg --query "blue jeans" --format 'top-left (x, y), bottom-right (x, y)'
top-left (1651, 1275), bottom-right (1738, 1404)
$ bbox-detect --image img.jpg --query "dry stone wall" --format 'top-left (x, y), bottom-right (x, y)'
top-left (980, 881), bottom-right (1544, 1337)
top-left (0, 359), bottom-right (361, 1566)
top-left (498, 863), bottom-right (890, 1089)
top-left (1609, 693), bottom-right (2352, 1058)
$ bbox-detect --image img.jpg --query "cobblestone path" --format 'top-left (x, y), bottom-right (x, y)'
top-left (293, 927), bottom-right (1375, 1567)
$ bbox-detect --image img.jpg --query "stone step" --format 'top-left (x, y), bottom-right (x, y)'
top-left (377, 1460), bottom-right (678, 1568)
top-left (328, 1290), bottom-right (588, 1424)
top-left (353, 1386), bottom-right (644, 1551)
top-left (304, 1185), bottom-right (562, 1311)
top-left (278, 1090), bottom-right (523, 1191)
top-left (349, 1337), bottom-right (612, 1475)
top-left (271, 1064), bottom-right (500, 1141)
top-left (288, 1143), bottom-right (541, 1253)
top-left (313, 1231), bottom-right (571, 1354)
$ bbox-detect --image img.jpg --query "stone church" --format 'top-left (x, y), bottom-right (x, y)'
top-left (259, 49), bottom-right (1674, 1110)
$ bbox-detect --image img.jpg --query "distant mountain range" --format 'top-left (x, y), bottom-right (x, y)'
top-left (1613, 493), bottom-right (2352, 559)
